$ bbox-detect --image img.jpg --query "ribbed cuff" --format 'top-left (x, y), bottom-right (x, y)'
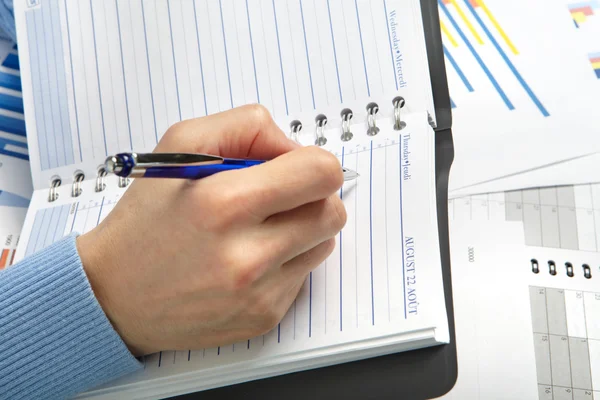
top-left (0, 234), bottom-right (142, 399)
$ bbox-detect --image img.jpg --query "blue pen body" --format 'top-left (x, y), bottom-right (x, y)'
top-left (142, 159), bottom-right (264, 179)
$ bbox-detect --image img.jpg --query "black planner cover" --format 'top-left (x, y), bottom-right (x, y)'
top-left (172, 0), bottom-right (456, 398)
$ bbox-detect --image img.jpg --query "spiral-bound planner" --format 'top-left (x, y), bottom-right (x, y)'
top-left (10, 0), bottom-right (454, 398)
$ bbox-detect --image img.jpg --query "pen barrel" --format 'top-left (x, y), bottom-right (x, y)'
top-left (142, 160), bottom-right (264, 179)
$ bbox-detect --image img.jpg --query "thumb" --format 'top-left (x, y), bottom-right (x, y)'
top-left (156, 104), bottom-right (300, 159)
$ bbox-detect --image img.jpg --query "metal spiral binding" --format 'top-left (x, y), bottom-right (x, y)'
top-left (290, 95), bottom-right (409, 144)
top-left (548, 261), bottom-right (557, 276)
top-left (96, 167), bottom-right (107, 192)
top-left (340, 109), bottom-right (353, 142)
top-left (118, 176), bottom-right (130, 188)
top-left (393, 96), bottom-right (406, 131)
top-left (71, 171), bottom-right (85, 197)
top-left (366, 102), bottom-right (380, 136)
top-left (290, 120), bottom-right (302, 143)
top-left (530, 258), bottom-right (593, 279)
top-left (314, 114), bottom-right (328, 146)
top-left (565, 262), bottom-right (574, 278)
top-left (583, 264), bottom-right (592, 279)
top-left (48, 177), bottom-right (61, 202)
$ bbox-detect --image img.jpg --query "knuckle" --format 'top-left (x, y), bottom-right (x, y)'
top-left (201, 186), bottom-right (247, 230)
top-left (225, 249), bottom-right (270, 291)
top-left (252, 294), bottom-right (280, 332)
top-left (246, 103), bottom-right (272, 129)
top-left (324, 196), bottom-right (347, 232)
top-left (324, 237), bottom-right (336, 255)
top-left (310, 149), bottom-right (344, 192)
top-left (302, 237), bottom-right (335, 267)
top-left (163, 120), bottom-right (188, 140)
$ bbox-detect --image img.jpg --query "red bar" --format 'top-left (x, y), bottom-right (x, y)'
top-left (469, 0), bottom-right (480, 8)
top-left (590, 57), bottom-right (600, 63)
top-left (569, 6), bottom-right (594, 16)
top-left (0, 249), bottom-right (9, 269)
top-left (9, 250), bottom-right (16, 266)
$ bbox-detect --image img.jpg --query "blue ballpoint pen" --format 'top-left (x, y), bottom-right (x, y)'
top-left (104, 152), bottom-right (359, 181)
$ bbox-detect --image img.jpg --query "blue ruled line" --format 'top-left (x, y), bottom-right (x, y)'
top-left (89, 0), bottom-right (108, 156)
top-left (339, 146), bottom-right (344, 331)
top-left (245, 0), bottom-right (260, 103)
top-left (326, 0), bottom-right (342, 102)
top-left (141, 0), bottom-right (158, 143)
top-left (115, 0), bottom-right (133, 150)
top-left (383, 0), bottom-right (398, 90)
top-left (192, 0), bottom-right (208, 116)
top-left (354, 0), bottom-right (370, 96)
top-left (443, 44), bottom-right (473, 92)
top-left (25, 208), bottom-right (46, 257)
top-left (218, 0), bottom-right (233, 108)
top-left (369, 141), bottom-right (374, 324)
top-left (272, 0), bottom-right (289, 115)
top-left (51, 0), bottom-right (74, 166)
top-left (439, 0), bottom-right (513, 111)
top-left (398, 137), bottom-right (406, 319)
top-left (70, 202), bottom-right (79, 233)
top-left (96, 197), bottom-right (105, 226)
top-left (463, 0), bottom-right (549, 116)
top-left (45, 1), bottom-right (62, 167)
top-left (309, 271), bottom-right (312, 337)
top-left (299, 0), bottom-right (315, 109)
top-left (166, 0), bottom-right (182, 121)
top-left (64, 0), bottom-right (82, 162)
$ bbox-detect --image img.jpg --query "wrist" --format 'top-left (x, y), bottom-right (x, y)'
top-left (76, 229), bottom-right (146, 357)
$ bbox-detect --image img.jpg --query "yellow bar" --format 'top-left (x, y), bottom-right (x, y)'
top-left (573, 12), bottom-right (587, 23)
top-left (476, 0), bottom-right (519, 55)
top-left (591, 61), bottom-right (600, 69)
top-left (440, 20), bottom-right (459, 47)
top-left (450, 0), bottom-right (484, 45)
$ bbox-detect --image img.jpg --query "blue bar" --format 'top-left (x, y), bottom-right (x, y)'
top-left (463, 0), bottom-right (549, 117)
top-left (443, 45), bottom-right (474, 92)
top-left (595, 69), bottom-right (600, 79)
top-left (451, 97), bottom-right (457, 108)
top-left (0, 71), bottom-right (21, 91)
top-left (0, 114), bottom-right (26, 136)
top-left (0, 93), bottom-right (24, 113)
top-left (2, 53), bottom-right (19, 70)
top-left (438, 1), bottom-right (514, 111)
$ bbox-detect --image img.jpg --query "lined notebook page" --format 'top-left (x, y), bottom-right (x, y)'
top-left (14, 0), bottom-right (435, 188)
top-left (14, 112), bottom-right (448, 398)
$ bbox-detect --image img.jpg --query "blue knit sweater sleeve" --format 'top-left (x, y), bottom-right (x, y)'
top-left (0, 234), bottom-right (143, 399)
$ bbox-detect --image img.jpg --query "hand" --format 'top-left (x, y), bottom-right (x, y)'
top-left (76, 105), bottom-right (347, 356)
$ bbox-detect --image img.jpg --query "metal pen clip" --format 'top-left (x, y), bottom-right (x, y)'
top-left (105, 153), bottom-right (224, 178)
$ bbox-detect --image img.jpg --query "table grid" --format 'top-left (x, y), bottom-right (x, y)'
top-left (529, 286), bottom-right (600, 400)
top-left (449, 184), bottom-right (600, 251)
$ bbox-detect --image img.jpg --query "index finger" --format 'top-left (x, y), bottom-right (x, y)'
top-left (155, 104), bottom-right (299, 160)
top-left (205, 145), bottom-right (345, 220)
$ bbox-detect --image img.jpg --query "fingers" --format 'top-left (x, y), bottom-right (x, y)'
top-left (202, 146), bottom-right (345, 221)
top-left (262, 195), bottom-right (346, 264)
top-left (281, 238), bottom-right (336, 282)
top-left (155, 104), bottom-right (299, 159)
